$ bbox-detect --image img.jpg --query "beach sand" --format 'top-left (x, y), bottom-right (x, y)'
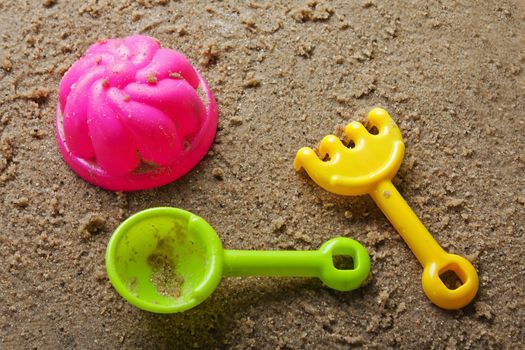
top-left (0, 0), bottom-right (524, 348)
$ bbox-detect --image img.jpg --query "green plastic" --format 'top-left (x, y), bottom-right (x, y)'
top-left (106, 207), bottom-right (370, 313)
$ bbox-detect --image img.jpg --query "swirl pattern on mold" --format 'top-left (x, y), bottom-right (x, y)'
top-left (58, 35), bottom-right (207, 176)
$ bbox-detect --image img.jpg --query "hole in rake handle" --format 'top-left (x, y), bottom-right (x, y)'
top-left (439, 270), bottom-right (463, 290)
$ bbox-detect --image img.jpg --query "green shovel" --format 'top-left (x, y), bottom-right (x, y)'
top-left (106, 207), bottom-right (370, 313)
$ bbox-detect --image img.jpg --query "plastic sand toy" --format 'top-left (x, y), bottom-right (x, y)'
top-left (56, 35), bottom-right (217, 191)
top-left (106, 207), bottom-right (370, 313)
top-left (294, 107), bottom-right (478, 310)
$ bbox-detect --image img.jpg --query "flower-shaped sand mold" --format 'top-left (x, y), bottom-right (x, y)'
top-left (56, 35), bottom-right (218, 191)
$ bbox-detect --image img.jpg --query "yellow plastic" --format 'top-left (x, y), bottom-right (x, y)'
top-left (294, 107), bottom-right (479, 310)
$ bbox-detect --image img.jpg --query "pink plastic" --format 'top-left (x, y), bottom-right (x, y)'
top-left (56, 35), bottom-right (218, 191)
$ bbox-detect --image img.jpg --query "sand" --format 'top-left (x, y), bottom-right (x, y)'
top-left (0, 0), bottom-right (524, 349)
top-left (148, 237), bottom-right (184, 299)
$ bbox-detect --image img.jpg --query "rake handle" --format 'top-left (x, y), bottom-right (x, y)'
top-left (370, 180), bottom-right (445, 266)
top-left (370, 179), bottom-right (479, 309)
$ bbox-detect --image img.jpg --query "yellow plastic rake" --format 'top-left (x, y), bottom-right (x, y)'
top-left (294, 108), bottom-right (478, 309)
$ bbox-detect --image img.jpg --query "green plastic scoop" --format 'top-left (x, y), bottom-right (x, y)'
top-left (106, 207), bottom-right (370, 313)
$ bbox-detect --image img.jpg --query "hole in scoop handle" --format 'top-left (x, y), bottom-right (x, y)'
top-left (422, 253), bottom-right (479, 310)
top-left (318, 237), bottom-right (371, 291)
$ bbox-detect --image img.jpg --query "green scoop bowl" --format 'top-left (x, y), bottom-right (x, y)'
top-left (105, 207), bottom-right (370, 314)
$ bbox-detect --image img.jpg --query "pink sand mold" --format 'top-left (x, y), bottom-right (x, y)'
top-left (56, 35), bottom-right (218, 191)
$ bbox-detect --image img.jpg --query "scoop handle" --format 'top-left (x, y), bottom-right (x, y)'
top-left (370, 179), bottom-right (479, 309)
top-left (222, 237), bottom-right (370, 292)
